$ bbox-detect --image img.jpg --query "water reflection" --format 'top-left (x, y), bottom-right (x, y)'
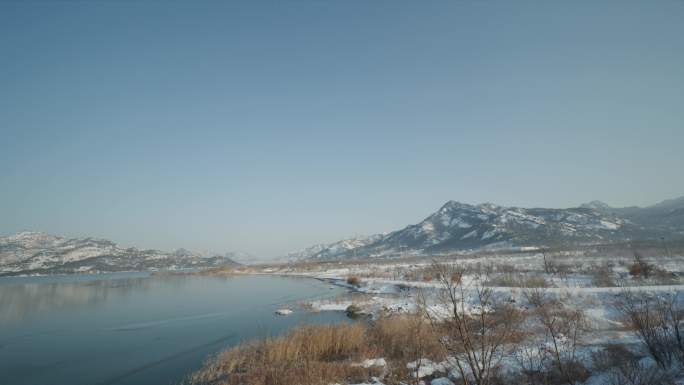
top-left (0, 276), bottom-right (158, 324)
top-left (0, 273), bottom-right (350, 385)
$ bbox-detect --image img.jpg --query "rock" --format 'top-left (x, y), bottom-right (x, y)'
top-left (345, 304), bottom-right (364, 318)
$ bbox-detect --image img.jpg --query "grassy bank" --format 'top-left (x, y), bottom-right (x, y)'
top-left (185, 316), bottom-right (443, 385)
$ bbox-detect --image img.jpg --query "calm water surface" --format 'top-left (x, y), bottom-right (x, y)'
top-left (0, 273), bottom-right (349, 385)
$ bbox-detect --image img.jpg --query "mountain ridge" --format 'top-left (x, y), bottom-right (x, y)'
top-left (286, 196), bottom-right (684, 261)
top-left (0, 231), bottom-right (239, 276)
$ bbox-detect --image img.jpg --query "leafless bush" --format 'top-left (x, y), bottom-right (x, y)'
top-left (629, 252), bottom-right (654, 279)
top-left (514, 339), bottom-right (552, 384)
top-left (616, 291), bottom-right (684, 370)
top-left (606, 358), bottom-right (674, 385)
top-left (626, 252), bottom-right (675, 283)
top-left (514, 343), bottom-right (589, 385)
top-left (524, 288), bottom-right (590, 385)
top-left (546, 261), bottom-right (573, 279)
top-left (591, 344), bottom-right (637, 372)
top-left (587, 262), bottom-right (617, 287)
top-left (420, 263), bottom-right (525, 385)
top-left (347, 276), bottom-right (361, 287)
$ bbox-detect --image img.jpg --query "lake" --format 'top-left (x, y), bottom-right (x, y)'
top-left (0, 273), bottom-right (350, 385)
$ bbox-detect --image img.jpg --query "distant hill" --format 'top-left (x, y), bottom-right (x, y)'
top-left (286, 196), bottom-right (684, 260)
top-left (283, 234), bottom-right (385, 261)
top-left (0, 232), bottom-right (239, 276)
top-left (582, 196), bottom-right (684, 233)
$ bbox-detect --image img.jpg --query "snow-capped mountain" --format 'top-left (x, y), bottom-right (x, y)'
top-left (293, 196), bottom-right (684, 260)
top-left (284, 234), bottom-right (385, 261)
top-left (0, 232), bottom-right (239, 276)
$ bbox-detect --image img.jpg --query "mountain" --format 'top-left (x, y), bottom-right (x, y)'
top-left (284, 234), bottom-right (385, 261)
top-left (289, 196), bottom-right (684, 260)
top-left (580, 197), bottom-right (684, 233)
top-left (223, 251), bottom-right (260, 264)
top-left (0, 232), bottom-right (239, 276)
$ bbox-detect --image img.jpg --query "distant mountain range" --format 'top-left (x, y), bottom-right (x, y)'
top-left (287, 196), bottom-right (684, 260)
top-left (0, 232), bottom-right (239, 276)
top-left (4, 196), bottom-right (684, 274)
top-left (283, 234), bottom-right (385, 261)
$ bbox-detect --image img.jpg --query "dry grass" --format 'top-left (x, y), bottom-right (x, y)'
top-left (369, 315), bottom-right (446, 382)
top-left (186, 323), bottom-right (374, 385)
top-left (187, 315), bottom-right (448, 385)
top-left (485, 272), bottom-right (550, 288)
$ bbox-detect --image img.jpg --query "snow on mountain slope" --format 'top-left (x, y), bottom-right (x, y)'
top-left (284, 234), bottom-right (385, 261)
top-left (359, 201), bottom-right (632, 256)
top-left (295, 197), bottom-right (684, 260)
top-left (0, 232), bottom-right (239, 276)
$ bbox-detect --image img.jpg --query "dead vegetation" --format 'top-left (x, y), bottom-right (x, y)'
top-left (616, 291), bottom-right (684, 370)
top-left (186, 323), bottom-right (374, 385)
top-left (346, 276), bottom-right (362, 287)
top-left (186, 315), bottom-right (445, 385)
top-left (521, 288), bottom-right (590, 385)
top-left (420, 263), bottom-right (526, 385)
top-left (186, 248), bottom-right (684, 385)
top-left (485, 272), bottom-right (550, 288)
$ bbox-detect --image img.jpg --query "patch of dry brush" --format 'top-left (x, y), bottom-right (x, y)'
top-left (186, 323), bottom-right (373, 385)
top-left (186, 315), bottom-right (445, 385)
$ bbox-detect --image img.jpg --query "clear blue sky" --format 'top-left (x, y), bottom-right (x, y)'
top-left (2, 1), bottom-right (683, 258)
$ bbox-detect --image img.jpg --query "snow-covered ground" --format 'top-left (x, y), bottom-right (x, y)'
top-left (249, 250), bottom-right (684, 384)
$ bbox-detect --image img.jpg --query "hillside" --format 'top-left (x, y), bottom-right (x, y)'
top-left (0, 232), bottom-right (239, 276)
top-left (288, 196), bottom-right (684, 260)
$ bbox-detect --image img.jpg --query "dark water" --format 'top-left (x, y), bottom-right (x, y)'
top-left (0, 273), bottom-right (349, 385)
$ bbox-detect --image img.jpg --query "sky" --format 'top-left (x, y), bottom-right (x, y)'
top-left (1, 1), bottom-right (683, 258)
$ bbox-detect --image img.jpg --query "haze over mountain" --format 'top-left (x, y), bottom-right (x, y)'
top-left (288, 196), bottom-right (684, 260)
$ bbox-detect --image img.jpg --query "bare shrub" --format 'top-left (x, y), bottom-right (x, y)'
top-left (514, 339), bottom-right (552, 385)
top-left (542, 249), bottom-right (551, 274)
top-left (546, 261), bottom-right (573, 279)
top-left (524, 288), bottom-right (590, 385)
top-left (591, 344), bottom-right (636, 372)
top-left (606, 358), bottom-right (674, 385)
top-left (401, 264), bottom-right (444, 282)
top-left (420, 263), bottom-right (525, 385)
top-left (588, 262), bottom-right (617, 287)
top-left (616, 291), bottom-right (684, 369)
top-left (621, 253), bottom-right (675, 285)
top-left (347, 276), bottom-right (361, 287)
